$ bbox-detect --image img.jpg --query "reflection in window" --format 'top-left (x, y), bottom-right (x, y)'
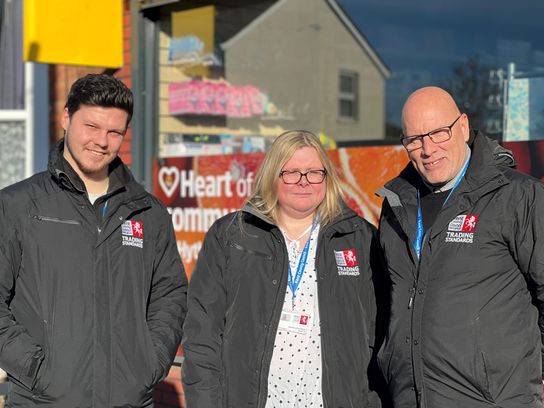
top-left (155, 1), bottom-right (389, 151)
top-left (0, 121), bottom-right (25, 189)
top-left (338, 71), bottom-right (358, 121)
top-left (0, 0), bottom-right (24, 109)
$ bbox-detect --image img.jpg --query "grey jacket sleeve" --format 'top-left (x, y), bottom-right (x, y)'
top-left (368, 223), bottom-right (392, 408)
top-left (182, 221), bottom-right (227, 408)
top-left (511, 181), bottom-right (544, 378)
top-left (0, 195), bottom-right (44, 390)
top-left (147, 208), bottom-right (188, 385)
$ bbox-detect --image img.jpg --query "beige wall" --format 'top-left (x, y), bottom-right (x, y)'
top-left (317, 0), bottom-right (386, 140)
top-left (225, 0), bottom-right (386, 141)
top-left (157, 0), bottom-right (387, 143)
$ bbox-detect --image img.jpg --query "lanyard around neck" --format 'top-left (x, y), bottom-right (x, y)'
top-left (286, 217), bottom-right (318, 309)
top-left (413, 158), bottom-right (470, 259)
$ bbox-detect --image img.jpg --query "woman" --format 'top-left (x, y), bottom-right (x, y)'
top-left (182, 130), bottom-right (387, 407)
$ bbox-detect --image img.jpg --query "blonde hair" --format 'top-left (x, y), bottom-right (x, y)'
top-left (246, 130), bottom-right (343, 226)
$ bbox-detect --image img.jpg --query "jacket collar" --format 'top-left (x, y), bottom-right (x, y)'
top-left (48, 139), bottom-right (86, 193)
top-left (48, 139), bottom-right (146, 200)
top-left (462, 130), bottom-right (512, 194)
top-left (377, 130), bottom-right (513, 259)
top-left (240, 201), bottom-right (363, 234)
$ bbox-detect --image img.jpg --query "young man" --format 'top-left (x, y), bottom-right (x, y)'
top-left (0, 74), bottom-right (187, 407)
top-left (377, 86), bottom-right (544, 407)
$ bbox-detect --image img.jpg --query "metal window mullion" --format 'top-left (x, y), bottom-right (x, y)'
top-left (25, 62), bottom-right (34, 178)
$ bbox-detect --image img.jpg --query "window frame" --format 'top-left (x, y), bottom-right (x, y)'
top-left (338, 70), bottom-right (359, 122)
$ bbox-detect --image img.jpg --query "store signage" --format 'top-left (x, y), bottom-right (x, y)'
top-left (158, 133), bottom-right (268, 158)
top-left (168, 81), bottom-right (268, 117)
top-left (24, 0), bottom-right (123, 67)
top-left (169, 35), bottom-right (221, 67)
top-left (153, 145), bottom-right (408, 277)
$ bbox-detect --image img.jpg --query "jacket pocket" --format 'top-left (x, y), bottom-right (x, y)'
top-left (473, 316), bottom-right (494, 403)
top-left (376, 339), bottom-right (392, 381)
top-left (229, 242), bottom-right (272, 260)
top-left (143, 322), bottom-right (161, 388)
top-left (30, 214), bottom-right (80, 225)
top-left (33, 321), bottom-right (54, 396)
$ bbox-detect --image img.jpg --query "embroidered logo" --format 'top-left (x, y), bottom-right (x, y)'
top-left (334, 248), bottom-right (360, 276)
top-left (299, 315), bottom-right (309, 325)
top-left (445, 215), bottom-right (479, 243)
top-left (122, 220), bottom-right (144, 248)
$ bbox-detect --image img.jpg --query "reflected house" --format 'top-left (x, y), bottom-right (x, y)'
top-left (160, 0), bottom-right (390, 156)
top-left (222, 0), bottom-right (391, 142)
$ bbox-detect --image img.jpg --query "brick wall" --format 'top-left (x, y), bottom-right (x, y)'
top-left (114, 0), bottom-right (133, 167)
top-left (49, 0), bottom-right (132, 167)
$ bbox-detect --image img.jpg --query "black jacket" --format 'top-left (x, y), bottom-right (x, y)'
top-left (182, 204), bottom-right (389, 407)
top-left (0, 140), bottom-right (187, 407)
top-left (377, 131), bottom-right (544, 408)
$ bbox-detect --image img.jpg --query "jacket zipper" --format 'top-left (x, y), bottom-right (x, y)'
top-left (32, 215), bottom-right (80, 225)
top-left (410, 229), bottom-right (429, 407)
top-left (314, 229), bottom-right (330, 408)
top-left (409, 229), bottom-right (428, 308)
top-left (408, 287), bottom-right (416, 309)
top-left (256, 234), bottom-right (289, 408)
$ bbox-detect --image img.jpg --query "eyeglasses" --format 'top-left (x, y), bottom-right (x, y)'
top-left (279, 169), bottom-right (327, 184)
top-left (400, 114), bottom-right (463, 152)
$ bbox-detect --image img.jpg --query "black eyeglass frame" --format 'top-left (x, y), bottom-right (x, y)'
top-left (400, 114), bottom-right (463, 152)
top-left (278, 169), bottom-right (328, 184)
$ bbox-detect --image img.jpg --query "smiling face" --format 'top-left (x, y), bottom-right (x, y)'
top-left (402, 87), bottom-right (470, 186)
top-left (276, 146), bottom-right (327, 220)
top-left (61, 104), bottom-right (128, 183)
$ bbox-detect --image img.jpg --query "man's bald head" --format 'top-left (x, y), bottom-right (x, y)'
top-left (402, 87), bottom-right (462, 135)
top-left (401, 86), bottom-right (470, 186)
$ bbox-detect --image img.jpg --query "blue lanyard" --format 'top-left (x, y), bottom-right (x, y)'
top-left (287, 218), bottom-right (318, 308)
top-left (102, 200), bottom-right (108, 219)
top-left (413, 191), bottom-right (425, 259)
top-left (413, 158), bottom-right (470, 259)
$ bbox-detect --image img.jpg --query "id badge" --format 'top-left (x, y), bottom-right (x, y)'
top-left (277, 310), bottom-right (311, 335)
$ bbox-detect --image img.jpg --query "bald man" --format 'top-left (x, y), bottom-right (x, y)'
top-left (376, 86), bottom-right (544, 408)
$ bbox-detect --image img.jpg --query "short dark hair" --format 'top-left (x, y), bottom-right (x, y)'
top-left (64, 74), bottom-right (134, 125)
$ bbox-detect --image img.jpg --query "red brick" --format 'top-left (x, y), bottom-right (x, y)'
top-left (152, 388), bottom-right (163, 402)
top-left (157, 390), bottom-right (185, 407)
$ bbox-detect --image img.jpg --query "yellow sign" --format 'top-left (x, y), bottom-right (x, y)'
top-left (24, 0), bottom-right (123, 68)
